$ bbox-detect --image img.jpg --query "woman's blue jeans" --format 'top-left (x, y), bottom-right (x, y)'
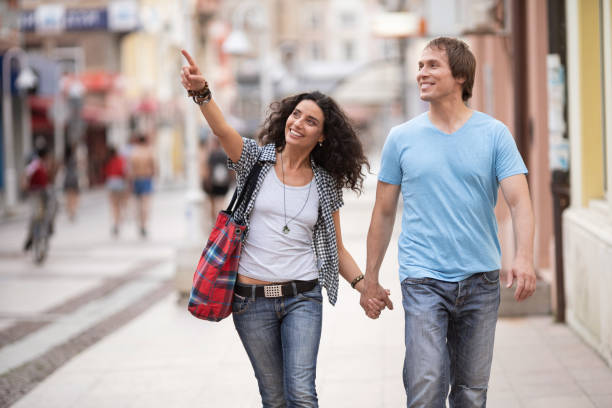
top-left (232, 283), bottom-right (323, 408)
top-left (401, 270), bottom-right (500, 408)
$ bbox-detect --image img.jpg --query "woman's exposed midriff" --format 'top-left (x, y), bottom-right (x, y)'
top-left (237, 274), bottom-right (281, 285)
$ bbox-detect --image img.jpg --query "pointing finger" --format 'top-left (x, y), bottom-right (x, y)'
top-left (181, 49), bottom-right (197, 67)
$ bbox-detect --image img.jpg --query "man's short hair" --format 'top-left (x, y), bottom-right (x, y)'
top-left (425, 37), bottom-right (476, 102)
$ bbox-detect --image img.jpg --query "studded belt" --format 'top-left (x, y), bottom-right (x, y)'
top-left (234, 279), bottom-right (318, 298)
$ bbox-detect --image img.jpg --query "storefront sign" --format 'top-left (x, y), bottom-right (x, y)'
top-left (20, 10), bottom-right (35, 32)
top-left (108, 1), bottom-right (139, 32)
top-left (65, 9), bottom-right (108, 31)
top-left (20, 2), bottom-right (137, 33)
top-left (34, 5), bottom-right (65, 33)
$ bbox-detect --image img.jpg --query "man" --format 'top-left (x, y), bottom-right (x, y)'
top-left (199, 135), bottom-right (232, 226)
top-left (362, 37), bottom-right (536, 407)
top-left (129, 134), bottom-right (156, 237)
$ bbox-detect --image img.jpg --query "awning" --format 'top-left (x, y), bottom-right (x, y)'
top-left (28, 94), bottom-right (108, 127)
top-left (66, 71), bottom-right (119, 93)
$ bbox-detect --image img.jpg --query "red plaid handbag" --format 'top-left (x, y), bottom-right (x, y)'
top-left (188, 163), bottom-right (262, 321)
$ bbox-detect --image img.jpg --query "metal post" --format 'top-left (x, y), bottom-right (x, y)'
top-left (175, 0), bottom-right (206, 295)
top-left (399, 37), bottom-right (408, 119)
top-left (182, 0), bottom-right (204, 234)
top-left (53, 89), bottom-right (66, 162)
top-left (259, 0), bottom-right (273, 118)
top-left (228, 0), bottom-right (273, 119)
top-left (398, 0), bottom-right (408, 119)
top-left (21, 96), bottom-right (32, 160)
top-left (2, 47), bottom-right (24, 209)
top-left (551, 170), bottom-right (569, 322)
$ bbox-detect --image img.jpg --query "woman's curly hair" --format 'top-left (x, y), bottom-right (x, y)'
top-left (258, 91), bottom-right (369, 194)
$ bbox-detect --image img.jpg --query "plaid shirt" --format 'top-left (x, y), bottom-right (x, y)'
top-left (228, 138), bottom-right (344, 305)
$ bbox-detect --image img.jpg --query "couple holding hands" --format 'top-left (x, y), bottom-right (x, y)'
top-left (181, 36), bottom-right (536, 408)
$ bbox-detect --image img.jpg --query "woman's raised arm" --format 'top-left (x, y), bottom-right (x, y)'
top-left (180, 49), bottom-right (243, 162)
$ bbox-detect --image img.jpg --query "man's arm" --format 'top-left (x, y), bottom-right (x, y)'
top-left (361, 181), bottom-right (400, 316)
top-left (500, 174), bottom-right (536, 301)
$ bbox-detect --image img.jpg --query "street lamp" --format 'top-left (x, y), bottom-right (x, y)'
top-left (2, 47), bottom-right (37, 210)
top-left (15, 66), bottom-right (38, 90)
top-left (222, 29), bottom-right (251, 57)
top-left (221, 0), bottom-right (273, 119)
top-left (372, 10), bottom-right (424, 119)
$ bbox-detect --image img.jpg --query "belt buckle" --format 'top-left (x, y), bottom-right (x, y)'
top-left (264, 284), bottom-right (283, 298)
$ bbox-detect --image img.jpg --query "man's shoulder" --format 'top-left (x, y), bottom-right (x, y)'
top-left (469, 110), bottom-right (510, 133)
top-left (388, 112), bottom-right (429, 139)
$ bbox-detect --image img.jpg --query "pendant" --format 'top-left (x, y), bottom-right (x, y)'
top-left (282, 225), bottom-right (290, 234)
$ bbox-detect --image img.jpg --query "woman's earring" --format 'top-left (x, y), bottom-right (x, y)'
top-left (318, 141), bottom-right (323, 147)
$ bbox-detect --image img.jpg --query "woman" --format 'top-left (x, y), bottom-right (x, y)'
top-left (104, 146), bottom-right (127, 236)
top-left (181, 50), bottom-right (388, 407)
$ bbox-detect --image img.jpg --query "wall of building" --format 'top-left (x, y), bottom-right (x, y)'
top-left (526, 0), bottom-right (553, 277)
top-left (466, 4), bottom-right (556, 316)
top-left (466, 35), bottom-right (520, 276)
top-left (563, 0), bottom-right (612, 367)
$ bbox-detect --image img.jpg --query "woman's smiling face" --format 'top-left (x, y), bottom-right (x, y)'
top-left (284, 99), bottom-right (325, 151)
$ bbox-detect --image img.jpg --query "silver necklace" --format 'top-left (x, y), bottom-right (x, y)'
top-left (280, 152), bottom-right (312, 234)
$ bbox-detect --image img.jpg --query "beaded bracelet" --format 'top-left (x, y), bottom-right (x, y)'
top-left (188, 84), bottom-right (212, 105)
top-left (351, 273), bottom-right (364, 289)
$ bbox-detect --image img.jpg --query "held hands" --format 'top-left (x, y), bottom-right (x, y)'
top-left (505, 256), bottom-right (536, 302)
top-left (359, 278), bottom-right (393, 320)
top-left (180, 49), bottom-right (207, 92)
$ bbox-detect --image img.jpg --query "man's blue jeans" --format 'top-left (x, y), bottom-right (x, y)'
top-left (401, 270), bottom-right (500, 408)
top-left (232, 283), bottom-right (323, 408)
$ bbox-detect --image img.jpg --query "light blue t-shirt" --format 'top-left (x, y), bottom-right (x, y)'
top-left (378, 110), bottom-right (528, 282)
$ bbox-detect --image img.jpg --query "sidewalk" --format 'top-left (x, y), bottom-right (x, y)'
top-left (2, 178), bottom-right (612, 407)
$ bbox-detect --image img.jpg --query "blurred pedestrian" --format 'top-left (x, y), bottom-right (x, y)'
top-left (200, 136), bottom-right (232, 225)
top-left (181, 49), bottom-right (389, 407)
top-left (62, 143), bottom-right (80, 221)
top-left (362, 37), bottom-right (535, 407)
top-left (129, 134), bottom-right (155, 237)
top-left (104, 146), bottom-right (127, 236)
top-left (22, 146), bottom-right (57, 251)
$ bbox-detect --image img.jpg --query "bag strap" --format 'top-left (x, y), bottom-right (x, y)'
top-left (225, 162), bottom-right (263, 215)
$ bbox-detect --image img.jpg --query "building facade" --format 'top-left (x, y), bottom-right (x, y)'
top-left (563, 0), bottom-right (612, 367)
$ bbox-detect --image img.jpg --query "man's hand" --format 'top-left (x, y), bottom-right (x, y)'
top-left (360, 279), bottom-right (393, 319)
top-left (505, 256), bottom-right (536, 302)
top-left (180, 49), bottom-right (207, 91)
